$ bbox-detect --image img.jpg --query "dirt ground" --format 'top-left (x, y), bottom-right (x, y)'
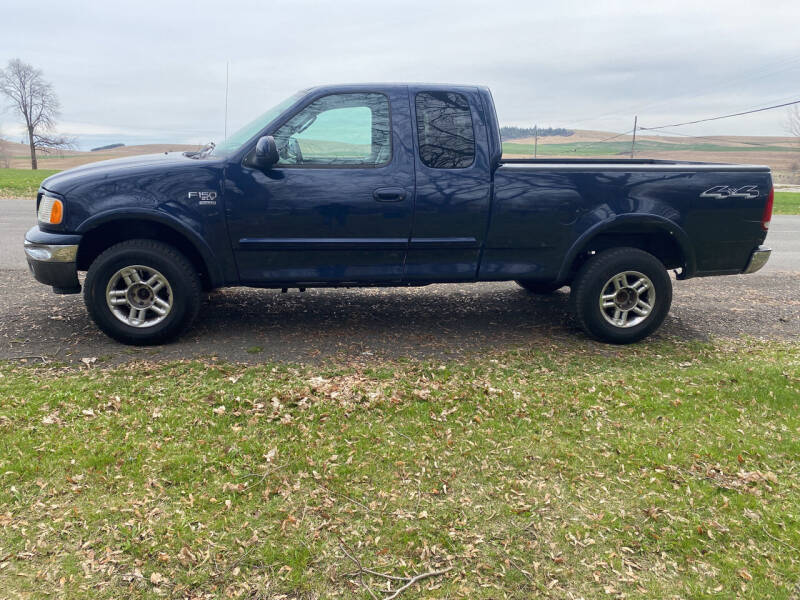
top-left (1, 269), bottom-right (797, 366)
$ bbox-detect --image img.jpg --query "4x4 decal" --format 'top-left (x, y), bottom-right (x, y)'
top-left (700, 185), bottom-right (760, 199)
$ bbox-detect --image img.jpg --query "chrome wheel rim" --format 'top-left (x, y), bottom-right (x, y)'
top-left (598, 270), bottom-right (655, 328)
top-left (105, 265), bottom-right (173, 328)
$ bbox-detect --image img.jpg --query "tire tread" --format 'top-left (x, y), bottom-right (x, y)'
top-left (570, 247), bottom-right (671, 344)
top-left (84, 239), bottom-right (201, 345)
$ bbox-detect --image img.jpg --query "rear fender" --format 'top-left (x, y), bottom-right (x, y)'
top-left (557, 214), bottom-right (696, 282)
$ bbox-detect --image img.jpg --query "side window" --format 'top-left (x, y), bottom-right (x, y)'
top-left (273, 93), bottom-right (391, 167)
top-left (415, 91), bottom-right (475, 169)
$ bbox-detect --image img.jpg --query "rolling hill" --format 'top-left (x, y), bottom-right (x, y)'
top-left (2, 132), bottom-right (799, 183)
top-left (0, 141), bottom-right (202, 170)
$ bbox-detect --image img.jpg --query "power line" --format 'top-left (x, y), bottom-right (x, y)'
top-left (568, 129), bottom-right (635, 151)
top-left (653, 128), bottom-right (799, 150)
top-left (533, 54), bottom-right (800, 130)
top-left (599, 56), bottom-right (800, 126)
top-left (640, 99), bottom-right (800, 131)
top-left (509, 128), bottom-right (634, 156)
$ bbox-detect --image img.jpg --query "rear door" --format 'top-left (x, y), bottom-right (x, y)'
top-left (225, 87), bottom-right (415, 284)
top-left (404, 86), bottom-right (493, 281)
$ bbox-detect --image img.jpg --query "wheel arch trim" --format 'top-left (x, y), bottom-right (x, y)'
top-left (76, 209), bottom-right (224, 287)
top-left (557, 214), bottom-right (696, 282)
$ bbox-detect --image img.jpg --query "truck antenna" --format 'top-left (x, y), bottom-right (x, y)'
top-left (224, 61), bottom-right (230, 141)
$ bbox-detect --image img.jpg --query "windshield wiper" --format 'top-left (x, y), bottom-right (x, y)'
top-left (184, 141), bottom-right (215, 159)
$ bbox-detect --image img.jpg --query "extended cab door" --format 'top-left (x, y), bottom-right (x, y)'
top-left (225, 87), bottom-right (415, 284)
top-left (403, 86), bottom-right (493, 281)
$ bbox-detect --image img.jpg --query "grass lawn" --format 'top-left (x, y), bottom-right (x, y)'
top-left (0, 168), bottom-right (59, 198)
top-left (774, 192), bottom-right (800, 215)
top-left (1, 340), bottom-right (798, 598)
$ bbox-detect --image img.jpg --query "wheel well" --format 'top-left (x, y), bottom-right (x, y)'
top-left (568, 228), bottom-right (685, 280)
top-left (76, 220), bottom-right (212, 289)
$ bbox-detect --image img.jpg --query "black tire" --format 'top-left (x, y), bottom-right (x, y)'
top-left (570, 247), bottom-right (672, 344)
top-left (516, 280), bottom-right (564, 294)
top-left (83, 239), bottom-right (201, 345)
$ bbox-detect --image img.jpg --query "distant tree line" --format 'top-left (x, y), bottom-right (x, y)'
top-left (500, 126), bottom-right (574, 140)
top-left (91, 143), bottom-right (125, 152)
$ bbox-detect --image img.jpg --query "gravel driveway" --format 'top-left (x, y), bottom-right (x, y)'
top-left (0, 270), bottom-right (797, 365)
top-left (2, 199), bottom-right (798, 365)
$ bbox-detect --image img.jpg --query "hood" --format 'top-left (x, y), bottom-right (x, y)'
top-left (41, 152), bottom-right (209, 196)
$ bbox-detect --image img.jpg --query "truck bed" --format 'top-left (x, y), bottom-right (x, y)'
top-left (484, 158), bottom-right (772, 281)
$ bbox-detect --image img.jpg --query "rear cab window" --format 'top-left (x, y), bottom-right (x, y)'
top-left (414, 91), bottom-right (476, 169)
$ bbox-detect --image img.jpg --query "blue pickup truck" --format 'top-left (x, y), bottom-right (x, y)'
top-left (24, 83), bottom-right (773, 345)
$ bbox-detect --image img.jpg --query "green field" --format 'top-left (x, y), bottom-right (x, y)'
top-left (0, 168), bottom-right (59, 197)
top-left (1, 340), bottom-right (799, 598)
top-left (774, 191), bottom-right (800, 215)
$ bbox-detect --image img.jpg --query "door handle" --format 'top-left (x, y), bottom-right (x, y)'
top-left (373, 187), bottom-right (407, 202)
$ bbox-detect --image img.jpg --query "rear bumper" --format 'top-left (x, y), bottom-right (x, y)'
top-left (24, 226), bottom-right (82, 294)
top-left (742, 245), bottom-right (771, 275)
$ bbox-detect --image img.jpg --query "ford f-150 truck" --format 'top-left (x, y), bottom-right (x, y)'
top-left (24, 83), bottom-right (773, 345)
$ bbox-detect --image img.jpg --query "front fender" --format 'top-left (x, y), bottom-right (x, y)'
top-left (76, 207), bottom-right (224, 286)
top-left (556, 214), bottom-right (696, 282)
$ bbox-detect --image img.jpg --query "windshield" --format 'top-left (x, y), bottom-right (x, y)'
top-left (213, 92), bottom-right (304, 155)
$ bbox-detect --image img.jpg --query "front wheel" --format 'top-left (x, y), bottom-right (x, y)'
top-left (83, 239), bottom-right (201, 345)
top-left (570, 247), bottom-right (672, 344)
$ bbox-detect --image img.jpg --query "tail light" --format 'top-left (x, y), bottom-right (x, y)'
top-left (761, 187), bottom-right (774, 231)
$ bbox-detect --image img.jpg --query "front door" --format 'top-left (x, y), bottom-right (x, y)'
top-left (225, 88), bottom-right (414, 284)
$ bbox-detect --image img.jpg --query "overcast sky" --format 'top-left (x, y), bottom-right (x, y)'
top-left (1, 0), bottom-right (799, 149)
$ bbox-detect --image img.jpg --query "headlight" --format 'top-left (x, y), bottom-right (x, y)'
top-left (38, 195), bottom-right (64, 225)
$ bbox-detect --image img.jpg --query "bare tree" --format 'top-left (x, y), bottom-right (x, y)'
top-left (0, 59), bottom-right (73, 169)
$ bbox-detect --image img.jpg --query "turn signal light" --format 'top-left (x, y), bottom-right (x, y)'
top-left (38, 195), bottom-right (63, 225)
top-left (49, 199), bottom-right (63, 224)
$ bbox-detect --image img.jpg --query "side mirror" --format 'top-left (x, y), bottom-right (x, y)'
top-left (253, 135), bottom-right (279, 170)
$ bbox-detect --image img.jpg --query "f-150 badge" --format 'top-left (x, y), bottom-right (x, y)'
top-left (188, 191), bottom-right (218, 205)
top-left (700, 185), bottom-right (759, 199)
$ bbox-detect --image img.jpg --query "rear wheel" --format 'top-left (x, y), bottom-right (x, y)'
top-left (516, 280), bottom-right (564, 294)
top-left (83, 239), bottom-right (201, 345)
top-left (570, 247), bottom-right (671, 344)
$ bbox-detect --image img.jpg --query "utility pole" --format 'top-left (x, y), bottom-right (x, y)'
top-left (224, 61), bottom-right (230, 140)
top-left (630, 115), bottom-right (637, 159)
top-left (533, 124), bottom-right (538, 159)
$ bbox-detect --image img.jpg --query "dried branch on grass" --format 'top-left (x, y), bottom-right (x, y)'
top-left (339, 541), bottom-right (453, 599)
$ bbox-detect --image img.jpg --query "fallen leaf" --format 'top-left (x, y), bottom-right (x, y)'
top-left (149, 571), bottom-right (166, 584)
top-left (178, 546), bottom-right (196, 566)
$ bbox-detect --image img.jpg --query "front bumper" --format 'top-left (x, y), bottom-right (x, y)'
top-left (24, 226), bottom-right (82, 294)
top-left (742, 245), bottom-right (771, 275)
